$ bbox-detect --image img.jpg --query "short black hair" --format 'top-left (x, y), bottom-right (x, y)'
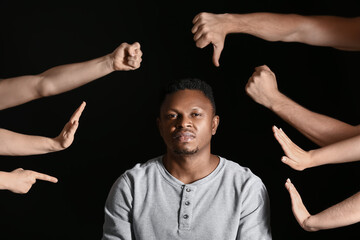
top-left (159, 78), bottom-right (216, 114)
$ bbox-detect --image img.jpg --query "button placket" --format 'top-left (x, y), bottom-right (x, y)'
top-left (179, 185), bottom-right (196, 230)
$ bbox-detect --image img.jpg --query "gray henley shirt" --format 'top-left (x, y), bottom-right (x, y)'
top-left (102, 156), bottom-right (272, 240)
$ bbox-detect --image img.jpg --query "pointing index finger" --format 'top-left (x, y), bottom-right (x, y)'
top-left (32, 171), bottom-right (58, 183)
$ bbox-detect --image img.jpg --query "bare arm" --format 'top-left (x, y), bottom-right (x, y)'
top-left (0, 168), bottom-right (58, 194)
top-left (0, 42), bottom-right (142, 110)
top-left (273, 125), bottom-right (360, 170)
top-left (0, 101), bottom-right (85, 156)
top-left (285, 179), bottom-right (360, 231)
top-left (246, 65), bottom-right (360, 146)
top-left (192, 12), bottom-right (360, 66)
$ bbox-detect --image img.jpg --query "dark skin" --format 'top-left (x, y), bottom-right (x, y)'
top-left (157, 89), bottom-right (220, 184)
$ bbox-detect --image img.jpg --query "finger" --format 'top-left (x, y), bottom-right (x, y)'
top-left (135, 48), bottom-right (143, 57)
top-left (212, 43), bottom-right (223, 67)
top-left (273, 125), bottom-right (290, 152)
top-left (33, 171), bottom-right (58, 183)
top-left (128, 42), bottom-right (141, 57)
top-left (192, 12), bottom-right (202, 24)
top-left (193, 28), bottom-right (203, 41)
top-left (278, 128), bottom-right (294, 146)
top-left (244, 78), bottom-right (252, 94)
top-left (273, 127), bottom-right (299, 166)
top-left (127, 55), bottom-right (142, 62)
top-left (191, 21), bottom-right (202, 35)
top-left (259, 64), bottom-right (270, 71)
top-left (274, 127), bottom-right (298, 155)
top-left (281, 156), bottom-right (300, 170)
top-left (285, 179), bottom-right (311, 223)
top-left (13, 167), bottom-right (24, 172)
top-left (284, 178), bottom-right (292, 191)
top-left (66, 119), bottom-right (79, 136)
top-left (285, 178), bottom-right (301, 202)
top-left (70, 101), bottom-right (86, 123)
top-left (127, 57), bottom-right (141, 66)
top-left (195, 36), bottom-right (211, 49)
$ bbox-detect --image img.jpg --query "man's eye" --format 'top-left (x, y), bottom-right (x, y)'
top-left (192, 113), bottom-right (201, 117)
top-left (167, 114), bottom-right (177, 119)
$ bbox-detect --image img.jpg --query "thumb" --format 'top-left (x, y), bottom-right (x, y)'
top-left (281, 156), bottom-right (299, 171)
top-left (212, 43), bottom-right (224, 67)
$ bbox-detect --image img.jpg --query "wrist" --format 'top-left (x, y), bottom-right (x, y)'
top-left (306, 150), bottom-right (316, 169)
top-left (225, 13), bottom-right (252, 35)
top-left (0, 171), bottom-right (12, 190)
top-left (104, 53), bottom-right (116, 72)
top-left (50, 137), bottom-right (63, 152)
top-left (267, 92), bottom-right (286, 111)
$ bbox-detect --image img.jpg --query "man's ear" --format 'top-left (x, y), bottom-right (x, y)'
top-left (212, 115), bottom-right (220, 135)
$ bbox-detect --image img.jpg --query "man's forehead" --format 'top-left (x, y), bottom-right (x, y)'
top-left (162, 89), bottom-right (211, 107)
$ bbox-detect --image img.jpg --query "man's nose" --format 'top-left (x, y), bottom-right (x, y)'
top-left (176, 116), bottom-right (192, 128)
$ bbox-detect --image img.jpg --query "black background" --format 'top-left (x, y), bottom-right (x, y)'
top-left (0, 0), bottom-right (359, 239)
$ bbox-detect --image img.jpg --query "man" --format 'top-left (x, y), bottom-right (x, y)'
top-left (0, 42), bottom-right (143, 194)
top-left (192, 11), bottom-right (360, 231)
top-left (102, 78), bottom-right (271, 239)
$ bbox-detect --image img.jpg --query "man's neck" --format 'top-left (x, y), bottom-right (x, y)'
top-left (163, 150), bottom-right (220, 184)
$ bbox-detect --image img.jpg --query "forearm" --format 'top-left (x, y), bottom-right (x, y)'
top-left (309, 134), bottom-right (360, 167)
top-left (226, 13), bottom-right (360, 50)
top-left (37, 54), bottom-right (114, 97)
top-left (271, 93), bottom-right (360, 146)
top-left (225, 13), bottom-right (306, 42)
top-left (304, 191), bottom-right (360, 231)
top-left (0, 54), bottom-right (114, 110)
top-left (0, 128), bottom-right (59, 156)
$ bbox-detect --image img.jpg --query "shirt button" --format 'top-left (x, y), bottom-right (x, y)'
top-left (183, 214), bottom-right (189, 219)
top-left (186, 188), bottom-right (191, 192)
top-left (185, 201), bottom-right (190, 206)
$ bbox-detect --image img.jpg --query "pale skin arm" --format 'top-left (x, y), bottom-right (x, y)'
top-left (192, 12), bottom-right (360, 66)
top-left (245, 65), bottom-right (360, 146)
top-left (0, 168), bottom-right (58, 194)
top-left (0, 42), bottom-right (142, 110)
top-left (0, 101), bottom-right (86, 156)
top-left (273, 125), bottom-right (360, 170)
top-left (285, 178), bottom-right (360, 231)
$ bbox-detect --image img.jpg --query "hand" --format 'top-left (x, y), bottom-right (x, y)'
top-left (53, 101), bottom-right (86, 150)
top-left (273, 126), bottom-right (312, 171)
top-left (285, 178), bottom-right (315, 231)
top-left (245, 65), bottom-right (282, 109)
top-left (6, 168), bottom-right (58, 194)
top-left (111, 42), bottom-right (143, 71)
top-left (192, 12), bottom-right (229, 67)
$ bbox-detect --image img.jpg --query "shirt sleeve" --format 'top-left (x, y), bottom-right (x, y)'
top-left (102, 175), bottom-right (134, 240)
top-left (237, 176), bottom-right (272, 240)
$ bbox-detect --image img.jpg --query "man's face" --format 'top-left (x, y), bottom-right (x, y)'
top-left (158, 89), bottom-right (219, 156)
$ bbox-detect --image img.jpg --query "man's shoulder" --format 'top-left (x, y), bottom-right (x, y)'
top-left (121, 155), bottom-right (162, 180)
top-left (219, 157), bottom-right (268, 197)
top-left (221, 157), bottom-right (255, 175)
top-left (220, 156), bottom-right (264, 185)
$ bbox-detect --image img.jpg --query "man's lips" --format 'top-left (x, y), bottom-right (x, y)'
top-left (173, 131), bottom-right (195, 142)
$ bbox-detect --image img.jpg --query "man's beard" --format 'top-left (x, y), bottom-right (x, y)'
top-left (173, 146), bottom-right (199, 155)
